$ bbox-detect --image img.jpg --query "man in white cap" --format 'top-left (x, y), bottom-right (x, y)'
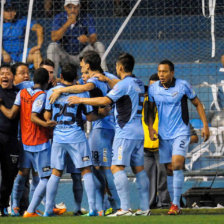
top-left (47, 0), bottom-right (107, 77)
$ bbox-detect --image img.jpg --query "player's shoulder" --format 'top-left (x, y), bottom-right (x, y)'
top-left (175, 78), bottom-right (192, 89)
top-left (104, 72), bottom-right (119, 80)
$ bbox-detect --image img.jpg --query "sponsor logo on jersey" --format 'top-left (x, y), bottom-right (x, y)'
top-left (118, 146), bottom-right (122, 160)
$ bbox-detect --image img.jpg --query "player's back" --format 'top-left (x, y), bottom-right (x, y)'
top-left (46, 84), bottom-right (91, 143)
top-left (107, 76), bottom-right (145, 140)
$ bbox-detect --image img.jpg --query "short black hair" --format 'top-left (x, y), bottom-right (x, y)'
top-left (61, 63), bottom-right (77, 82)
top-left (4, 3), bottom-right (16, 11)
top-left (159, 59), bottom-right (174, 72)
top-left (33, 68), bottom-right (49, 85)
top-left (117, 53), bottom-right (135, 73)
top-left (0, 63), bottom-right (12, 72)
top-left (149, 73), bottom-right (159, 81)
top-left (82, 51), bottom-right (103, 72)
top-left (11, 62), bottom-right (29, 76)
top-left (40, 58), bottom-right (55, 68)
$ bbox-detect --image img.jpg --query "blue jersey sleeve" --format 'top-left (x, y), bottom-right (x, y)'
top-left (52, 13), bottom-right (63, 31)
top-left (148, 84), bottom-right (155, 102)
top-left (107, 81), bottom-right (125, 103)
top-left (87, 77), bottom-right (97, 87)
top-left (32, 93), bottom-right (46, 113)
top-left (104, 72), bottom-right (119, 80)
top-left (45, 89), bottom-right (52, 111)
top-left (14, 91), bottom-right (21, 106)
top-left (183, 81), bottom-right (197, 100)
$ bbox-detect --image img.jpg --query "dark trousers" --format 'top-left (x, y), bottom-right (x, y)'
top-left (0, 135), bottom-right (20, 208)
top-left (144, 149), bottom-right (171, 208)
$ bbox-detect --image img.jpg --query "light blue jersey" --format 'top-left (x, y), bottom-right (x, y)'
top-left (107, 76), bottom-right (145, 140)
top-left (148, 78), bottom-right (197, 140)
top-left (16, 81), bottom-right (34, 90)
top-left (14, 88), bottom-right (50, 152)
top-left (45, 84), bottom-right (93, 143)
top-left (87, 77), bottom-right (115, 130)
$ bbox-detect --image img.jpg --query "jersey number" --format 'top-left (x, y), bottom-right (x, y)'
top-left (54, 103), bottom-right (76, 125)
top-left (137, 93), bottom-right (144, 114)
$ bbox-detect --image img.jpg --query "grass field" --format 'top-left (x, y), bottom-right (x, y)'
top-left (1, 209), bottom-right (224, 224)
top-left (1, 215), bottom-right (224, 224)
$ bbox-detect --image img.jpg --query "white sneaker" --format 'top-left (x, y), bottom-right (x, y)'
top-left (107, 209), bottom-right (132, 217)
top-left (133, 209), bottom-right (151, 216)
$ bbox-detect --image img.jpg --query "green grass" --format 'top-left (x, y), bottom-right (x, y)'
top-left (1, 211), bottom-right (224, 224)
top-left (1, 215), bottom-right (224, 224)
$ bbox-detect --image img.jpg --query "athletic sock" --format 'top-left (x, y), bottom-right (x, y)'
top-left (136, 170), bottom-right (150, 211)
top-left (92, 168), bottom-right (105, 211)
top-left (44, 174), bottom-right (60, 214)
top-left (167, 175), bottom-right (174, 201)
top-left (104, 169), bottom-right (120, 209)
top-left (173, 170), bottom-right (184, 207)
top-left (113, 170), bottom-right (130, 211)
top-left (83, 172), bottom-right (96, 212)
top-left (71, 173), bottom-right (83, 213)
top-left (30, 175), bottom-right (40, 200)
top-left (27, 178), bottom-right (48, 213)
top-left (12, 174), bottom-right (27, 208)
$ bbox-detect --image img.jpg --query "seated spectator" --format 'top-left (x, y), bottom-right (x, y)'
top-left (2, 2), bottom-right (43, 69)
top-left (47, 0), bottom-right (107, 77)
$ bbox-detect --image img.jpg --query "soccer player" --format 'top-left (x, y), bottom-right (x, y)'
top-left (0, 68), bottom-right (57, 217)
top-left (68, 53), bottom-right (150, 216)
top-left (148, 60), bottom-right (210, 215)
top-left (49, 51), bottom-right (120, 214)
top-left (43, 64), bottom-right (97, 216)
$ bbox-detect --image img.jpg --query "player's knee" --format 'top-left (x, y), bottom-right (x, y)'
top-left (165, 163), bottom-right (173, 176)
top-left (111, 165), bottom-right (124, 174)
top-left (172, 163), bottom-right (184, 170)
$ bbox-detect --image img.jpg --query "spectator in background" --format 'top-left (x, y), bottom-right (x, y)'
top-left (0, 64), bottom-right (21, 216)
top-left (2, 2), bottom-right (43, 69)
top-left (47, 0), bottom-right (107, 77)
top-left (143, 73), bottom-right (171, 209)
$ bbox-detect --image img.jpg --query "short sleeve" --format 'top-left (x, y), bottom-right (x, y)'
top-left (32, 93), bottom-right (46, 113)
top-left (14, 91), bottom-right (21, 106)
top-left (52, 13), bottom-right (63, 31)
top-left (84, 104), bottom-right (93, 114)
top-left (107, 81), bottom-right (125, 103)
top-left (148, 85), bottom-right (155, 102)
top-left (183, 81), bottom-right (197, 100)
top-left (45, 89), bottom-right (52, 111)
top-left (87, 77), bottom-right (97, 87)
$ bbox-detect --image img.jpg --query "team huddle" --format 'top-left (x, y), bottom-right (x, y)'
top-left (0, 51), bottom-right (209, 217)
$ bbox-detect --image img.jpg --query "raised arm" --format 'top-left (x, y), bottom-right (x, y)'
top-left (191, 97), bottom-right (210, 142)
top-left (49, 83), bottom-right (95, 104)
top-left (31, 24), bottom-right (44, 49)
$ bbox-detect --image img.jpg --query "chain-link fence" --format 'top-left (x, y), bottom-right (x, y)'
top-left (2, 0), bottom-right (224, 177)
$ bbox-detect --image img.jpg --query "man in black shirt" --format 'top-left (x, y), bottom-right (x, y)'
top-left (0, 64), bottom-right (21, 216)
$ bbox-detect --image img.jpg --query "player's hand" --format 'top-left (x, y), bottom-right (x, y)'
top-left (98, 105), bottom-right (111, 117)
top-left (67, 13), bottom-right (76, 25)
top-left (78, 35), bottom-right (89, 44)
top-left (68, 96), bottom-right (81, 105)
top-left (2, 51), bottom-right (11, 63)
top-left (148, 127), bottom-right (158, 141)
top-left (46, 120), bottom-right (57, 127)
top-left (29, 45), bottom-right (41, 54)
top-left (93, 73), bottom-right (108, 82)
top-left (49, 89), bottom-right (62, 104)
top-left (201, 126), bottom-right (210, 142)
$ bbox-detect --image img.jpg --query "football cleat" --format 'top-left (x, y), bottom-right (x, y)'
top-left (82, 210), bottom-right (98, 216)
top-left (0, 207), bottom-right (9, 217)
top-left (43, 211), bottom-right (56, 217)
top-left (11, 207), bottom-right (20, 216)
top-left (133, 209), bottom-right (151, 216)
top-left (105, 208), bottom-right (114, 216)
top-left (53, 207), bottom-right (66, 215)
top-left (23, 211), bottom-right (39, 218)
top-left (73, 210), bottom-right (83, 216)
top-left (168, 204), bottom-right (182, 215)
top-left (98, 210), bottom-right (105, 216)
top-left (107, 209), bottom-right (132, 217)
